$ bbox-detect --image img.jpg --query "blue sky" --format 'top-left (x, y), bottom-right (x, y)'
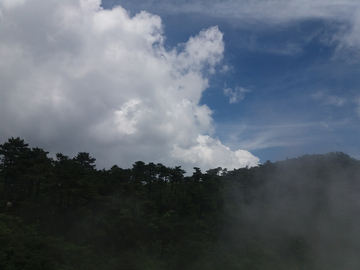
top-left (1, 0), bottom-right (360, 172)
top-left (101, 0), bottom-right (360, 162)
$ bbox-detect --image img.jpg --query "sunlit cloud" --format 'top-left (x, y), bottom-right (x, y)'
top-left (0, 0), bottom-right (259, 172)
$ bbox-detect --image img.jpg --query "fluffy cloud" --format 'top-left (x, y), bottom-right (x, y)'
top-left (172, 135), bottom-right (259, 169)
top-left (0, 0), bottom-right (259, 172)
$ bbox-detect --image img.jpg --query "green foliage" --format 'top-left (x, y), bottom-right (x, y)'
top-left (1, 138), bottom-right (360, 269)
top-left (0, 214), bottom-right (94, 270)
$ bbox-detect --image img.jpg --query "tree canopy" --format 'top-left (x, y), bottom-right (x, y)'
top-left (1, 137), bottom-right (360, 269)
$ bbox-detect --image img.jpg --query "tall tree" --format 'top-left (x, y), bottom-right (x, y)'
top-left (73, 152), bottom-right (96, 170)
top-left (0, 137), bottom-right (31, 198)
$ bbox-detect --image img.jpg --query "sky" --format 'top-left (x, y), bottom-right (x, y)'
top-left (1, 0), bottom-right (360, 173)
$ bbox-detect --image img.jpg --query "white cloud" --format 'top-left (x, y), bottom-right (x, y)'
top-left (224, 86), bottom-right (250, 104)
top-left (0, 0), bottom-right (258, 172)
top-left (171, 135), bottom-right (259, 170)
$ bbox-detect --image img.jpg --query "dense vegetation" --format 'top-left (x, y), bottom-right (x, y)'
top-left (1, 137), bottom-right (360, 269)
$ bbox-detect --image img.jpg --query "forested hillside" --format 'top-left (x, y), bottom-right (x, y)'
top-left (1, 137), bottom-right (360, 270)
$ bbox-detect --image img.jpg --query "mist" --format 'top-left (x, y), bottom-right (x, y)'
top-left (222, 153), bottom-right (360, 269)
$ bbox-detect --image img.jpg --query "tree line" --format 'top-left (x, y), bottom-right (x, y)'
top-left (1, 137), bottom-right (360, 269)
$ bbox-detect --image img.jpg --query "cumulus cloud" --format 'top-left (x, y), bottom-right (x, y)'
top-left (171, 135), bottom-right (259, 169)
top-left (223, 85), bottom-right (250, 104)
top-left (0, 0), bottom-right (258, 172)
